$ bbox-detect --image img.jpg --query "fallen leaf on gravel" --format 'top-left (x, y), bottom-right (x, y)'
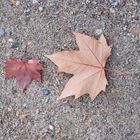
top-left (5, 58), bottom-right (43, 90)
top-left (46, 32), bottom-right (111, 100)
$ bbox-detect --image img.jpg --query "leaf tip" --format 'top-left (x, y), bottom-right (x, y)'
top-left (99, 34), bottom-right (106, 41)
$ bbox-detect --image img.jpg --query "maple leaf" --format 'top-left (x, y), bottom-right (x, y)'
top-left (46, 32), bottom-right (111, 100)
top-left (5, 58), bottom-right (43, 90)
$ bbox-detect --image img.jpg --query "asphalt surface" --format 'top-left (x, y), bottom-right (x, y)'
top-left (0, 0), bottom-right (140, 140)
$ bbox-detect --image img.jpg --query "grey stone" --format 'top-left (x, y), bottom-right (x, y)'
top-left (42, 88), bottom-right (50, 96)
top-left (95, 29), bottom-right (103, 35)
top-left (32, 0), bottom-right (38, 4)
top-left (16, 1), bottom-right (20, 6)
top-left (10, 41), bottom-right (20, 48)
top-left (38, 6), bottom-right (43, 12)
top-left (110, 8), bottom-right (115, 13)
top-left (125, 131), bottom-right (134, 138)
top-left (0, 28), bottom-right (5, 37)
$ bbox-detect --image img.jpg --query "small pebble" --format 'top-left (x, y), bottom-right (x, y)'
top-left (86, 0), bottom-right (90, 3)
top-left (93, 1), bottom-right (97, 5)
top-left (70, 11), bottom-right (74, 15)
top-left (95, 29), bottom-right (103, 35)
top-left (7, 107), bottom-right (12, 112)
top-left (110, 8), bottom-right (115, 13)
top-left (16, 1), bottom-right (20, 6)
top-left (27, 41), bottom-right (32, 45)
top-left (32, 0), bottom-right (38, 4)
top-left (123, 26), bottom-right (127, 31)
top-left (0, 102), bottom-right (4, 109)
top-left (0, 28), bottom-right (5, 37)
top-left (10, 41), bottom-right (19, 48)
top-left (110, 0), bottom-right (119, 6)
top-left (35, 109), bottom-right (40, 114)
top-left (125, 131), bottom-right (134, 138)
top-left (24, 9), bottom-right (30, 13)
top-left (128, 58), bottom-right (131, 63)
top-left (42, 88), bottom-right (50, 96)
top-left (23, 103), bottom-right (27, 108)
top-left (49, 125), bottom-right (54, 130)
top-left (8, 38), bottom-right (14, 42)
top-left (38, 6), bottom-right (43, 12)
top-left (12, 89), bottom-right (17, 94)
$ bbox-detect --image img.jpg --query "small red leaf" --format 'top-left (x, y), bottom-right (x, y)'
top-left (5, 58), bottom-right (43, 90)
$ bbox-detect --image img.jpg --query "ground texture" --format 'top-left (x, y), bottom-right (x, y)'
top-left (0, 0), bottom-right (140, 140)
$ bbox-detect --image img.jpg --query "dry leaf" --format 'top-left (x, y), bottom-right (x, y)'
top-left (46, 32), bottom-right (111, 100)
top-left (5, 58), bottom-right (43, 90)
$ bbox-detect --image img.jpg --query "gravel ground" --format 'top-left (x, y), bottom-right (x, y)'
top-left (0, 0), bottom-right (140, 140)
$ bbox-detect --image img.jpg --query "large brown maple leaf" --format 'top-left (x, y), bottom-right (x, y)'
top-left (46, 32), bottom-right (112, 100)
top-left (5, 58), bottom-right (43, 90)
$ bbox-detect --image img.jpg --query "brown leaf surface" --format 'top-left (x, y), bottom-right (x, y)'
top-left (46, 32), bottom-right (111, 100)
top-left (5, 58), bottom-right (43, 90)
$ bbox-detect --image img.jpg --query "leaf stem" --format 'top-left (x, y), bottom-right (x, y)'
top-left (104, 67), bottom-right (128, 76)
